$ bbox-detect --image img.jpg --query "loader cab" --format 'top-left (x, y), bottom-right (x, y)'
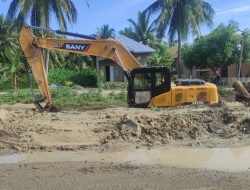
top-left (128, 67), bottom-right (171, 107)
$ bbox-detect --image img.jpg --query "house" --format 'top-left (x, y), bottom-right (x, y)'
top-left (95, 35), bottom-right (155, 82)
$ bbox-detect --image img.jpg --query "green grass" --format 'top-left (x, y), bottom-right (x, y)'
top-left (0, 89), bottom-right (37, 104)
top-left (98, 82), bottom-right (128, 90)
top-left (218, 86), bottom-right (235, 101)
top-left (0, 87), bottom-right (127, 108)
top-left (218, 86), bottom-right (227, 97)
top-left (53, 88), bottom-right (127, 107)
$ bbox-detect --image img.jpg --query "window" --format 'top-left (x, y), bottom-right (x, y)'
top-left (133, 72), bottom-right (151, 90)
top-left (155, 72), bottom-right (165, 87)
top-left (152, 70), bottom-right (170, 97)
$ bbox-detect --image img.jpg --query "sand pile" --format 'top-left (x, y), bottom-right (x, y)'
top-left (0, 101), bottom-right (249, 153)
top-left (97, 102), bottom-right (250, 145)
top-left (98, 114), bottom-right (203, 145)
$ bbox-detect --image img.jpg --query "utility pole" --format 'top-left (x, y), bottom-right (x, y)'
top-left (237, 29), bottom-right (244, 80)
top-left (238, 40), bottom-right (244, 80)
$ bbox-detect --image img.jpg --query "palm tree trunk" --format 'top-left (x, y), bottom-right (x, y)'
top-left (45, 49), bottom-right (50, 75)
top-left (12, 72), bottom-right (17, 90)
top-left (177, 29), bottom-right (182, 74)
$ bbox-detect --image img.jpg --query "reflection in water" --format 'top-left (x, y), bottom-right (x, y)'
top-left (1, 146), bottom-right (250, 172)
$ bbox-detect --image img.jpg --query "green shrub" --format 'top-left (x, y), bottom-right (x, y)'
top-left (218, 87), bottom-right (225, 96)
top-left (64, 81), bottom-right (74, 87)
top-left (1, 68), bottom-right (98, 90)
top-left (51, 86), bottom-right (77, 98)
top-left (99, 82), bottom-right (128, 89)
top-left (171, 74), bottom-right (189, 81)
top-left (0, 71), bottom-right (42, 91)
top-left (48, 69), bottom-right (75, 85)
top-left (48, 68), bottom-right (97, 87)
top-left (0, 81), bottom-right (12, 91)
top-left (71, 69), bottom-right (97, 87)
top-left (97, 71), bottom-right (105, 88)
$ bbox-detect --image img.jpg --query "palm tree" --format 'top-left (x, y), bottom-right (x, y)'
top-left (145, 0), bottom-right (214, 72)
top-left (1, 48), bottom-right (25, 90)
top-left (97, 24), bottom-right (116, 39)
top-left (119, 26), bottom-right (135, 39)
top-left (7, 0), bottom-right (78, 30)
top-left (0, 14), bottom-right (18, 51)
top-left (148, 41), bottom-right (172, 67)
top-left (63, 53), bottom-right (93, 71)
top-left (6, 0), bottom-right (83, 74)
top-left (0, 15), bottom-right (24, 90)
top-left (120, 11), bottom-right (156, 45)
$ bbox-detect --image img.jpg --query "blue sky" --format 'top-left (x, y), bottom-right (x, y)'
top-left (1, 0), bottom-right (250, 40)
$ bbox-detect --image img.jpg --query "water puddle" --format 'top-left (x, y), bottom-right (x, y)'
top-left (1, 146), bottom-right (250, 172)
top-left (0, 154), bottom-right (26, 164)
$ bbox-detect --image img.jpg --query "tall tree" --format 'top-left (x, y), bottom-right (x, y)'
top-left (0, 15), bottom-right (24, 90)
top-left (97, 24), bottom-right (116, 39)
top-left (119, 11), bottom-right (155, 45)
top-left (148, 41), bottom-right (172, 67)
top-left (241, 29), bottom-right (250, 64)
top-left (119, 27), bottom-right (135, 39)
top-left (62, 53), bottom-right (93, 71)
top-left (0, 14), bottom-right (18, 51)
top-left (182, 21), bottom-right (248, 70)
top-left (7, 0), bottom-right (78, 30)
top-left (6, 0), bottom-right (81, 74)
top-left (145, 0), bottom-right (214, 72)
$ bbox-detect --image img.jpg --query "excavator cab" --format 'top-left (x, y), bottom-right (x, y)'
top-left (128, 67), bottom-right (171, 107)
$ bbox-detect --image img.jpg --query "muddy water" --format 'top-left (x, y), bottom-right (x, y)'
top-left (1, 146), bottom-right (250, 172)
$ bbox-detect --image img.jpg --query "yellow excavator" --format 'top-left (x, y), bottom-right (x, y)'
top-left (19, 24), bottom-right (218, 112)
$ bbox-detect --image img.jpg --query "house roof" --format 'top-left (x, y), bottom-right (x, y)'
top-left (116, 35), bottom-right (155, 54)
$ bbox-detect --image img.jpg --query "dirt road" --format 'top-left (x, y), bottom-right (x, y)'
top-left (1, 161), bottom-right (250, 190)
top-left (0, 101), bottom-right (250, 189)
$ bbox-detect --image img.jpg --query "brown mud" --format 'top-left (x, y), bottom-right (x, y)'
top-left (0, 101), bottom-right (249, 154)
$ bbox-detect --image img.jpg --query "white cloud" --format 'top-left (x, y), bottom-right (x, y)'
top-left (217, 5), bottom-right (250, 15)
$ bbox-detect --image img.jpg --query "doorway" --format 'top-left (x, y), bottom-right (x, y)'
top-left (105, 66), bottom-right (115, 82)
top-left (105, 66), bottom-right (110, 81)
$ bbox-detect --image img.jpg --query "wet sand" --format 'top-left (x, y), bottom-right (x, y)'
top-left (1, 161), bottom-right (250, 190)
top-left (3, 145), bottom-right (250, 172)
top-left (0, 102), bottom-right (250, 189)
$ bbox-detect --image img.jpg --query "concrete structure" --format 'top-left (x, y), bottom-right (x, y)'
top-left (222, 63), bottom-right (250, 85)
top-left (227, 63), bottom-right (250, 78)
top-left (96, 35), bottom-right (155, 82)
top-left (192, 64), bottom-right (250, 85)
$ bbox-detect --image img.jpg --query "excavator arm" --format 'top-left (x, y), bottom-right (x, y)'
top-left (19, 24), bottom-right (142, 111)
